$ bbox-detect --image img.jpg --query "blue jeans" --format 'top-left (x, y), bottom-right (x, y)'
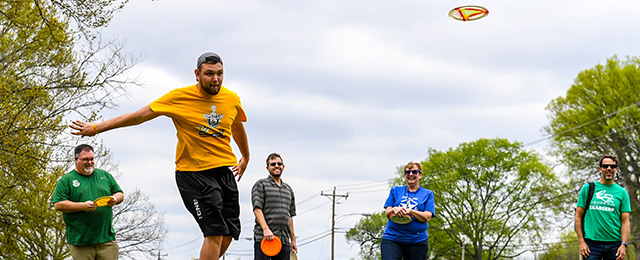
top-left (585, 239), bottom-right (622, 260)
top-left (254, 241), bottom-right (291, 260)
top-left (381, 238), bottom-right (428, 260)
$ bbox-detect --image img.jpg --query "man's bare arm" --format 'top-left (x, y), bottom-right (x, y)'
top-left (230, 119), bottom-right (249, 181)
top-left (70, 105), bottom-right (160, 136)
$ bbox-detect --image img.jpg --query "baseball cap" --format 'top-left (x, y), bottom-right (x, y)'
top-left (196, 52), bottom-right (223, 69)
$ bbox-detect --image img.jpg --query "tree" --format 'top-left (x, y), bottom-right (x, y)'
top-left (114, 188), bottom-right (168, 260)
top-left (544, 55), bottom-right (640, 259)
top-left (0, 1), bottom-right (162, 258)
top-left (427, 217), bottom-right (464, 260)
top-left (536, 230), bottom-right (579, 260)
top-left (346, 211), bottom-right (387, 260)
top-left (413, 138), bottom-right (568, 260)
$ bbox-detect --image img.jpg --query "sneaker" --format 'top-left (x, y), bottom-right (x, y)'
top-left (190, 258), bottom-right (199, 260)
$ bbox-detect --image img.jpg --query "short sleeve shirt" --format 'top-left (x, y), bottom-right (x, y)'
top-left (577, 181), bottom-right (631, 241)
top-left (51, 169), bottom-right (123, 246)
top-left (149, 85), bottom-right (246, 171)
top-left (251, 177), bottom-right (296, 244)
top-left (382, 186), bottom-right (435, 244)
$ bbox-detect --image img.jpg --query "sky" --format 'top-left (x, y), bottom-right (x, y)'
top-left (66, 0), bottom-right (640, 259)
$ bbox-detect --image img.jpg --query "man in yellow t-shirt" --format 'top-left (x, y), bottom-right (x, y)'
top-left (69, 52), bottom-right (250, 260)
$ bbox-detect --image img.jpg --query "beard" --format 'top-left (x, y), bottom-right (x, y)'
top-left (204, 84), bottom-right (220, 95)
top-left (83, 166), bottom-right (94, 175)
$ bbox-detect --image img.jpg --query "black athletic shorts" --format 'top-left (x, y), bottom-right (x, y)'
top-left (175, 167), bottom-right (240, 239)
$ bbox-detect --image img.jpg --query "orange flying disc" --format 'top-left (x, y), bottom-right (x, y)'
top-left (261, 235), bottom-right (282, 256)
top-left (93, 196), bottom-right (113, 207)
top-left (449, 5), bottom-right (489, 21)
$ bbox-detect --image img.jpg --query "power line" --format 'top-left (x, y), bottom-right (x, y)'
top-left (164, 237), bottom-right (200, 251)
top-left (297, 231), bottom-right (332, 247)
top-left (297, 191), bottom-right (321, 206)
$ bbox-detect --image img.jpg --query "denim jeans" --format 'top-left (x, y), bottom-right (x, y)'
top-left (585, 239), bottom-right (622, 260)
top-left (381, 238), bottom-right (428, 260)
top-left (254, 241), bottom-right (291, 260)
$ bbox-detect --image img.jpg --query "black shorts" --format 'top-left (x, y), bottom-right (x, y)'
top-left (175, 167), bottom-right (240, 239)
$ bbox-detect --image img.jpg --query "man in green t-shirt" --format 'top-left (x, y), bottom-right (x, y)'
top-left (52, 144), bottom-right (125, 260)
top-left (575, 154), bottom-right (631, 260)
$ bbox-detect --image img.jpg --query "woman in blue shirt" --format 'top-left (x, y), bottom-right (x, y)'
top-left (381, 161), bottom-right (435, 260)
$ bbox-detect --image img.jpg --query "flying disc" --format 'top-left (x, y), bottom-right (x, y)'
top-left (261, 235), bottom-right (282, 256)
top-left (93, 196), bottom-right (113, 207)
top-left (290, 249), bottom-right (298, 260)
top-left (449, 5), bottom-right (489, 21)
top-left (389, 213), bottom-right (412, 224)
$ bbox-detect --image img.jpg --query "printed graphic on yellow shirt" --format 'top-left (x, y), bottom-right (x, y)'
top-left (199, 106), bottom-right (225, 137)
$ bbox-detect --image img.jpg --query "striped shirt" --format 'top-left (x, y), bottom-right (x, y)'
top-left (252, 176), bottom-right (296, 244)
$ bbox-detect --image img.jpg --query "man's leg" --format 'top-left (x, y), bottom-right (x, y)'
top-left (274, 244), bottom-right (291, 260)
top-left (220, 236), bottom-right (233, 256)
top-left (585, 239), bottom-right (605, 260)
top-left (200, 236), bottom-right (223, 260)
top-left (603, 241), bottom-right (622, 260)
top-left (69, 244), bottom-right (96, 260)
top-left (254, 241), bottom-right (270, 260)
top-left (95, 240), bottom-right (119, 260)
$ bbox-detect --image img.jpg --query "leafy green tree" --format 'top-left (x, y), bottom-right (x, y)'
top-left (427, 217), bottom-right (464, 260)
top-left (346, 211), bottom-right (387, 260)
top-left (536, 230), bottom-right (579, 260)
top-left (544, 56), bottom-right (640, 259)
top-left (408, 138), bottom-right (568, 260)
top-left (0, 1), bottom-right (163, 259)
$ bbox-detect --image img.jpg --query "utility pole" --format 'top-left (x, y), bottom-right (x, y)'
top-left (462, 244), bottom-right (465, 260)
top-left (321, 186), bottom-right (348, 260)
top-left (151, 250), bottom-right (167, 260)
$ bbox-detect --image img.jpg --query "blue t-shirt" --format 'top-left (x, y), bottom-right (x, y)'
top-left (382, 186), bottom-right (435, 243)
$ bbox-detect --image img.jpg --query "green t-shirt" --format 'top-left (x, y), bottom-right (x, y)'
top-left (51, 169), bottom-right (123, 246)
top-left (576, 181), bottom-right (631, 242)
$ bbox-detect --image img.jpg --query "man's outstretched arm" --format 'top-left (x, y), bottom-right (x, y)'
top-left (70, 105), bottom-right (160, 136)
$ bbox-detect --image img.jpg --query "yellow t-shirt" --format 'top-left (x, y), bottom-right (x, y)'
top-left (149, 85), bottom-right (246, 171)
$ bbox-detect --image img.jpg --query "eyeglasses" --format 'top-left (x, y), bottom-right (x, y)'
top-left (404, 170), bottom-right (422, 175)
top-left (601, 164), bottom-right (618, 169)
top-left (269, 162), bottom-right (283, 167)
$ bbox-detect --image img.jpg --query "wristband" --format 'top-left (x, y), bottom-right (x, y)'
top-left (622, 242), bottom-right (628, 247)
top-left (92, 124), bottom-right (98, 134)
top-left (111, 196), bottom-right (117, 203)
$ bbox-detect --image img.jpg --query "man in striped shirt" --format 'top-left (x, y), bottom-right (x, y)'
top-left (252, 153), bottom-right (297, 259)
